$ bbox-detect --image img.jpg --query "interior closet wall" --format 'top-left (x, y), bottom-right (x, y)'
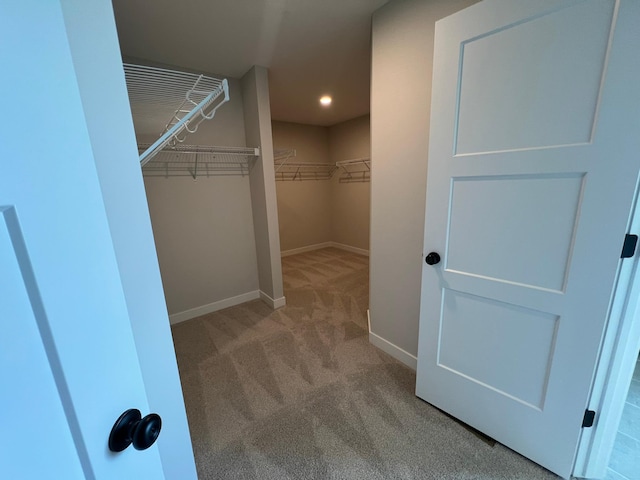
top-left (272, 116), bottom-right (371, 255)
top-left (272, 121), bottom-right (332, 252)
top-left (370, 0), bottom-right (480, 366)
top-left (241, 66), bottom-right (284, 308)
top-left (142, 77), bottom-right (260, 319)
top-left (329, 115), bottom-right (371, 252)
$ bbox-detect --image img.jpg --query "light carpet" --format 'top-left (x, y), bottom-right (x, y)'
top-left (171, 247), bottom-right (559, 479)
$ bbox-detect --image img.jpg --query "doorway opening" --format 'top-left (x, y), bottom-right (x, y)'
top-left (271, 117), bottom-right (372, 262)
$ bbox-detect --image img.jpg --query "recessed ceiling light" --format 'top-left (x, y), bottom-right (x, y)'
top-left (320, 95), bottom-right (332, 107)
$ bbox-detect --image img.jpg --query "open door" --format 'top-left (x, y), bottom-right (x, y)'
top-left (416, 0), bottom-right (640, 478)
top-left (0, 1), bottom-right (196, 478)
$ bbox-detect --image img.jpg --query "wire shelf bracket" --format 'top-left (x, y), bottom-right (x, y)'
top-left (336, 157), bottom-right (371, 183)
top-left (274, 148), bottom-right (297, 172)
top-left (274, 149), bottom-right (337, 181)
top-left (123, 64), bottom-right (230, 166)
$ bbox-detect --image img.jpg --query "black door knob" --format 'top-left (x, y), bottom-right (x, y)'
top-left (109, 409), bottom-right (162, 452)
top-left (425, 252), bottom-right (441, 265)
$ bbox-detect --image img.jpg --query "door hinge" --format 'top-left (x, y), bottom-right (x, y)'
top-left (621, 234), bottom-right (638, 259)
top-left (582, 410), bottom-right (596, 428)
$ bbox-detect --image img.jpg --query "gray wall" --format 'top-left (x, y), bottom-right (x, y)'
top-left (329, 115), bottom-right (371, 252)
top-left (144, 177), bottom-right (259, 315)
top-left (241, 66), bottom-right (284, 306)
top-left (273, 116), bottom-right (371, 253)
top-left (272, 121), bottom-right (333, 252)
top-left (370, 0), bottom-right (479, 363)
top-left (142, 77), bottom-right (260, 317)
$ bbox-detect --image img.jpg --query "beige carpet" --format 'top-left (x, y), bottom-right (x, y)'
top-left (171, 247), bottom-right (559, 479)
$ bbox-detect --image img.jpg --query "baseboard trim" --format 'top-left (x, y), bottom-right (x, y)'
top-left (280, 242), bottom-right (333, 257)
top-left (281, 241), bottom-right (369, 257)
top-left (367, 309), bottom-right (417, 370)
top-left (169, 290), bottom-right (261, 325)
top-left (331, 242), bottom-right (369, 257)
top-left (260, 291), bottom-right (286, 309)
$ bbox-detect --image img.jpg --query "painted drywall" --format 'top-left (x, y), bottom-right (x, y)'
top-left (272, 121), bottom-right (333, 252)
top-left (241, 66), bottom-right (285, 307)
top-left (370, 0), bottom-right (480, 362)
top-left (329, 115), bottom-right (371, 252)
top-left (144, 177), bottom-right (259, 315)
top-left (142, 77), bottom-right (261, 317)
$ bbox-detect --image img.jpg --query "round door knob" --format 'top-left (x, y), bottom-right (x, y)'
top-left (109, 409), bottom-right (162, 452)
top-left (425, 252), bottom-right (441, 265)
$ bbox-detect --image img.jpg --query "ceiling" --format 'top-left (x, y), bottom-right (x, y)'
top-left (111, 0), bottom-right (388, 127)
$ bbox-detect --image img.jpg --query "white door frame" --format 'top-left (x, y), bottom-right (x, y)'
top-left (574, 177), bottom-right (640, 478)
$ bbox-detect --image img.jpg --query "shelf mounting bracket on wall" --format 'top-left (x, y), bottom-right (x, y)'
top-left (274, 149), bottom-right (337, 181)
top-left (123, 64), bottom-right (230, 166)
top-left (336, 157), bottom-right (371, 183)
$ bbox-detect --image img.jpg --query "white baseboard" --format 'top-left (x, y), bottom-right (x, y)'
top-left (260, 290), bottom-right (286, 309)
top-left (281, 241), bottom-right (369, 257)
top-left (330, 242), bottom-right (369, 257)
top-left (169, 290), bottom-right (260, 325)
top-left (367, 309), bottom-right (417, 370)
top-left (280, 242), bottom-right (333, 257)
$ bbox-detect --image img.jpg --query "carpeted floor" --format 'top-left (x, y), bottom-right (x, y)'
top-left (171, 247), bottom-right (559, 479)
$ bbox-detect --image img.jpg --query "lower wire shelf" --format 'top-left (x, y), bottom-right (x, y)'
top-left (274, 148), bottom-right (337, 181)
top-left (336, 157), bottom-right (371, 183)
top-left (140, 144), bottom-right (260, 179)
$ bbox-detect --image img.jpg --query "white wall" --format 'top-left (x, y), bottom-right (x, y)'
top-left (370, 0), bottom-right (479, 364)
top-left (272, 121), bottom-right (333, 252)
top-left (329, 115), bottom-right (371, 252)
top-left (141, 77), bottom-right (261, 319)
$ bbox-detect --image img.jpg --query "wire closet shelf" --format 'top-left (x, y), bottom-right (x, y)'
top-left (336, 158), bottom-right (371, 183)
top-left (123, 63), bottom-right (230, 166)
top-left (274, 149), bottom-right (337, 181)
top-left (140, 144), bottom-right (260, 179)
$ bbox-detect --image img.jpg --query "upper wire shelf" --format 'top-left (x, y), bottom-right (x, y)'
top-left (336, 157), bottom-right (371, 183)
top-left (123, 64), bottom-right (230, 166)
top-left (274, 149), bottom-right (337, 181)
top-left (140, 144), bottom-right (260, 179)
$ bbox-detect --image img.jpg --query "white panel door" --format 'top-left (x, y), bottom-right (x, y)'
top-left (0, 1), bottom-right (180, 478)
top-left (416, 0), bottom-right (640, 478)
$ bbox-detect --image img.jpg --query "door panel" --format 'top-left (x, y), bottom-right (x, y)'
top-left (0, 1), bottom-right (167, 477)
top-left (416, 0), bottom-right (640, 478)
top-left (455, 0), bottom-right (615, 154)
top-left (0, 208), bottom-right (84, 479)
top-left (438, 289), bottom-right (558, 409)
top-left (446, 174), bottom-right (584, 291)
